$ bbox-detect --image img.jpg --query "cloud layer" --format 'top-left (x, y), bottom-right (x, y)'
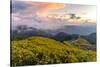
top-left (11, 0), bottom-right (96, 30)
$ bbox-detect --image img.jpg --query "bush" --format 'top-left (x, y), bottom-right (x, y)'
top-left (11, 36), bottom-right (96, 66)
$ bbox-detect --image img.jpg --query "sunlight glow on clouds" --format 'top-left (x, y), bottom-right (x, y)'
top-left (11, 0), bottom-right (96, 30)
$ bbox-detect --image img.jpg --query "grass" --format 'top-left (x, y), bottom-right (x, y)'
top-left (11, 36), bottom-right (96, 66)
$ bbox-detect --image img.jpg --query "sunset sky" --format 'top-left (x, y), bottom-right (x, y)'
top-left (11, 0), bottom-right (96, 30)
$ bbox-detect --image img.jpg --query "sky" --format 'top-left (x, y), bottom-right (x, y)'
top-left (11, 0), bottom-right (96, 30)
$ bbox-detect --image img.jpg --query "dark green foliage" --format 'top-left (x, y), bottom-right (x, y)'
top-left (82, 33), bottom-right (96, 44)
top-left (72, 37), bottom-right (96, 50)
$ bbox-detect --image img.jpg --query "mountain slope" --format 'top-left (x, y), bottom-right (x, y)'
top-left (82, 33), bottom-right (96, 44)
top-left (11, 36), bottom-right (96, 66)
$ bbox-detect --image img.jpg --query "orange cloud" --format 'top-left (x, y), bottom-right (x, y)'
top-left (40, 3), bottom-right (65, 12)
top-left (30, 2), bottom-right (65, 13)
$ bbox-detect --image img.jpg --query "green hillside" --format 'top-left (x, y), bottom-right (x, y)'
top-left (71, 37), bottom-right (96, 50)
top-left (11, 36), bottom-right (96, 66)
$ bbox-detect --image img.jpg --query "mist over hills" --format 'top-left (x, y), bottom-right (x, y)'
top-left (49, 24), bottom-right (96, 35)
top-left (11, 25), bottom-right (96, 44)
top-left (11, 1), bottom-right (96, 66)
top-left (11, 24), bottom-right (96, 36)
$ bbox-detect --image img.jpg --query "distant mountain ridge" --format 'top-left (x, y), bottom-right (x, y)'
top-left (12, 24), bottom-right (96, 35)
top-left (51, 25), bottom-right (96, 35)
top-left (11, 25), bottom-right (96, 45)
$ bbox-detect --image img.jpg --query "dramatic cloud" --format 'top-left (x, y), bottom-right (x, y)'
top-left (11, 1), bottom-right (96, 30)
top-left (11, 1), bottom-right (30, 13)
